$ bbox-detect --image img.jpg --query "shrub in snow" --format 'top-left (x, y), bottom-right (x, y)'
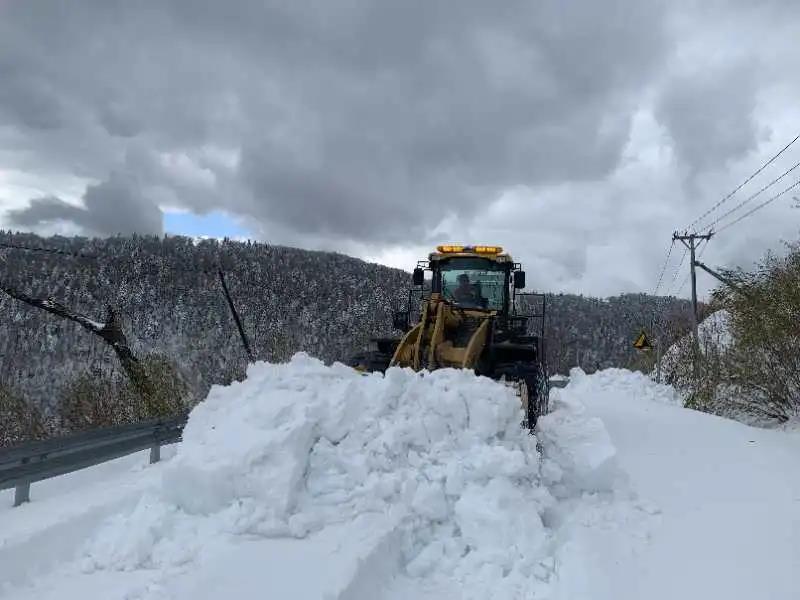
top-left (57, 355), bottom-right (191, 433)
top-left (661, 243), bottom-right (800, 425)
top-left (0, 384), bottom-right (46, 446)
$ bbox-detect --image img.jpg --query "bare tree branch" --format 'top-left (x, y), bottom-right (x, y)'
top-left (0, 281), bottom-right (155, 405)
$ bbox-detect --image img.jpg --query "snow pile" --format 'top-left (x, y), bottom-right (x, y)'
top-left (568, 367), bottom-right (682, 407)
top-left (78, 354), bottom-right (572, 597)
top-left (536, 386), bottom-right (618, 496)
top-left (535, 366), bottom-right (680, 494)
top-left (658, 309), bottom-right (733, 384)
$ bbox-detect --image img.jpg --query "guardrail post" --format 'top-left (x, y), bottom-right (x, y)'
top-left (149, 443), bottom-right (161, 464)
top-left (14, 481), bottom-right (31, 506)
top-left (14, 457), bottom-right (31, 506)
top-left (3, 415), bottom-right (187, 506)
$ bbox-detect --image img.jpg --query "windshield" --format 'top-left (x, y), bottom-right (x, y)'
top-left (439, 258), bottom-right (507, 310)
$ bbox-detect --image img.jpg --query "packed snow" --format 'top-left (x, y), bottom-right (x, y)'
top-left (78, 354), bottom-right (552, 597)
top-left (1, 356), bottom-right (798, 600)
top-left (574, 366), bottom-right (800, 600)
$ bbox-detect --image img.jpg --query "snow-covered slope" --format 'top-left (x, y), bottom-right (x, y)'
top-left (1, 358), bottom-right (798, 600)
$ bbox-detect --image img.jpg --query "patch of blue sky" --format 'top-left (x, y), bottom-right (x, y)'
top-left (163, 210), bottom-right (251, 240)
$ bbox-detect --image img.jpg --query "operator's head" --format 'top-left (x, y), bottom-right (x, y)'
top-left (457, 273), bottom-right (470, 287)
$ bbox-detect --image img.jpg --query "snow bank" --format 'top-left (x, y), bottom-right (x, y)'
top-left (3, 359), bottom-right (667, 600)
top-left (571, 367), bottom-right (682, 407)
top-left (534, 367), bottom-right (672, 496)
top-left (658, 309), bottom-right (733, 384)
top-left (536, 388), bottom-right (618, 496)
top-left (76, 354), bottom-right (553, 597)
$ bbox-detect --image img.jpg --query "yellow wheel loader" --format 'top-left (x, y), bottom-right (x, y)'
top-left (350, 245), bottom-right (549, 429)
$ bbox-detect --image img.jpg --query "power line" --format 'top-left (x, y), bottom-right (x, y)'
top-left (1, 240), bottom-right (255, 360)
top-left (684, 133), bottom-right (800, 231)
top-left (716, 178), bottom-right (800, 234)
top-left (0, 241), bottom-right (99, 259)
top-left (675, 271), bottom-right (690, 296)
top-left (665, 246), bottom-right (689, 296)
top-left (652, 240), bottom-right (675, 296)
top-left (705, 159), bottom-right (800, 230)
top-left (0, 240), bottom-right (220, 276)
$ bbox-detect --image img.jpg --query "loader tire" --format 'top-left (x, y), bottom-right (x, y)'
top-left (518, 364), bottom-right (549, 430)
top-left (349, 350), bottom-right (392, 373)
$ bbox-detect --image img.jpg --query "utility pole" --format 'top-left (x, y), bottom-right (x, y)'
top-left (672, 231), bottom-right (714, 375)
top-left (218, 269), bottom-right (254, 363)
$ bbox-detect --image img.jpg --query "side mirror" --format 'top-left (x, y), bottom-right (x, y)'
top-left (392, 310), bottom-right (410, 332)
top-left (412, 267), bottom-right (425, 287)
top-left (514, 271), bottom-right (526, 289)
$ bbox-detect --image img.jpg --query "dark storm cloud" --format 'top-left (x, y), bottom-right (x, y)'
top-left (230, 0), bottom-right (670, 241)
top-left (655, 63), bottom-right (762, 173)
top-left (4, 0), bottom-right (796, 299)
top-left (0, 0), bottom-right (670, 244)
top-left (7, 175), bottom-right (163, 236)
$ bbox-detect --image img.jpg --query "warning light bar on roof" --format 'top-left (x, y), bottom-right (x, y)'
top-left (436, 245), bottom-right (503, 254)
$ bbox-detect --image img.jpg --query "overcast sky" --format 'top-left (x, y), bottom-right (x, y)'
top-left (1, 0), bottom-right (799, 299)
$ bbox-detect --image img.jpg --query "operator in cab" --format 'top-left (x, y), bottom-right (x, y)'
top-left (452, 273), bottom-right (486, 308)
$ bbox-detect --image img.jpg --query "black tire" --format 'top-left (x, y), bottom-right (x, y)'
top-left (518, 363), bottom-right (548, 430)
top-left (348, 350), bottom-right (392, 373)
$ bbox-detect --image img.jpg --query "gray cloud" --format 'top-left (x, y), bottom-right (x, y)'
top-left (655, 62), bottom-right (762, 173)
top-left (1, 0), bottom-right (798, 297)
top-left (0, 0), bottom-right (669, 245)
top-left (7, 175), bottom-right (163, 237)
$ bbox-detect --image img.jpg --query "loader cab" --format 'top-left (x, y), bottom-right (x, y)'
top-left (398, 245), bottom-right (532, 335)
top-left (433, 257), bottom-right (508, 311)
top-left (425, 245), bottom-right (521, 315)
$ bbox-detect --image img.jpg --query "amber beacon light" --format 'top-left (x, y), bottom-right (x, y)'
top-left (436, 245), bottom-right (503, 254)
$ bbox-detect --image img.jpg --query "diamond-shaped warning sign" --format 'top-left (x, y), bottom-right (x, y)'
top-left (633, 330), bottom-right (652, 351)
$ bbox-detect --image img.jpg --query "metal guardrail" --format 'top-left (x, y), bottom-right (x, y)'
top-left (0, 413), bottom-right (188, 507)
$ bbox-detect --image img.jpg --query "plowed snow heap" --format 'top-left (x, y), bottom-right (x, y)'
top-left (83, 356), bottom-right (615, 597)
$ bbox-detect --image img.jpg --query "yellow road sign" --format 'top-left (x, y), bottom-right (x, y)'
top-left (633, 330), bottom-right (652, 351)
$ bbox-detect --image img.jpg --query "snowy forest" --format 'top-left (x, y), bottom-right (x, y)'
top-left (0, 231), bottom-right (692, 444)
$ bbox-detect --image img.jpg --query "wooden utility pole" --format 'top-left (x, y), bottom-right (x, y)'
top-left (672, 231), bottom-right (714, 374)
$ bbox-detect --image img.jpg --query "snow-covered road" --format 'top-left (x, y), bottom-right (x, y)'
top-left (577, 369), bottom-right (800, 600)
top-left (1, 359), bottom-right (798, 600)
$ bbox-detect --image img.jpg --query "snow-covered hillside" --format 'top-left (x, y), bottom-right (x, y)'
top-left (1, 357), bottom-right (798, 600)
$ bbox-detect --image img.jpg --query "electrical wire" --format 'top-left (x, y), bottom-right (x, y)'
top-left (665, 246), bottom-right (688, 295)
top-left (705, 159), bottom-right (800, 230)
top-left (675, 271), bottom-right (690, 297)
top-left (0, 240), bottom-right (227, 276)
top-left (684, 133), bottom-right (800, 231)
top-left (0, 241), bottom-right (99, 259)
top-left (715, 178), bottom-right (800, 234)
top-left (652, 240), bottom-right (675, 296)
